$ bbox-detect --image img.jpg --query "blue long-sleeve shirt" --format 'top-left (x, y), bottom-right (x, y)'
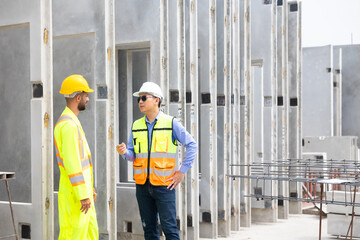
top-left (122, 111), bottom-right (197, 174)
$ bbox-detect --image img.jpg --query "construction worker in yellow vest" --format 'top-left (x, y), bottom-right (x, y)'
top-left (116, 82), bottom-right (197, 240)
top-left (54, 74), bottom-right (99, 240)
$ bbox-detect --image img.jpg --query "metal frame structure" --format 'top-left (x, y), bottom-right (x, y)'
top-left (230, 159), bottom-right (360, 239)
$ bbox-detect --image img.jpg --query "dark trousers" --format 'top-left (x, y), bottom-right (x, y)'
top-left (136, 180), bottom-right (180, 240)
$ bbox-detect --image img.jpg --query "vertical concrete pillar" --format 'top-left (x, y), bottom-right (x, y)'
top-left (288, 0), bottom-right (302, 214)
top-left (40, 0), bottom-right (54, 238)
top-left (105, 0), bottom-right (117, 238)
top-left (176, 0), bottom-right (187, 239)
top-left (277, 0), bottom-right (289, 220)
top-left (199, 0), bottom-right (218, 238)
top-left (160, 0), bottom-right (170, 113)
top-left (333, 48), bottom-right (342, 136)
top-left (218, 0), bottom-right (232, 237)
top-left (231, 0), bottom-right (241, 230)
top-left (270, 0), bottom-right (278, 222)
top-left (250, 0), bottom-right (277, 224)
top-left (251, 61), bottom-right (263, 209)
top-left (188, 1), bottom-right (200, 239)
top-left (241, 0), bottom-right (251, 228)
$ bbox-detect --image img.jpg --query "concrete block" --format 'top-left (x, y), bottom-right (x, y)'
top-left (117, 184), bottom-right (143, 237)
top-left (328, 213), bottom-right (360, 237)
top-left (302, 136), bottom-right (358, 160)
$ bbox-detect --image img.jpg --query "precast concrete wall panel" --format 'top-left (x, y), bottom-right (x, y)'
top-left (95, 100), bottom-right (108, 231)
top-left (277, 0), bottom-right (289, 220)
top-left (328, 214), bottom-right (360, 237)
top-left (302, 136), bottom-right (358, 161)
top-left (198, 0), bottom-right (218, 238)
top-left (302, 46), bottom-right (333, 137)
top-left (251, 65), bottom-right (264, 210)
top-left (168, 0), bottom-right (177, 91)
top-left (334, 45), bottom-right (360, 147)
top-left (250, 0), bottom-right (277, 223)
top-left (52, 0), bottom-right (96, 36)
top-left (277, 2), bottom-right (284, 162)
top-left (117, 186), bottom-right (143, 240)
top-left (239, 0), bottom-right (253, 228)
top-left (0, 1), bottom-right (53, 238)
top-left (252, 65), bottom-right (264, 165)
top-left (287, 1), bottom-right (302, 214)
top-left (0, 24), bottom-right (31, 203)
top-left (333, 48), bottom-right (342, 136)
top-left (115, 0), bottom-right (160, 85)
top-left (52, 35), bottom-right (96, 192)
top-left (216, 0), bottom-right (230, 236)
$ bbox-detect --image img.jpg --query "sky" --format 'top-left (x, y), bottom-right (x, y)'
top-left (301, 0), bottom-right (360, 47)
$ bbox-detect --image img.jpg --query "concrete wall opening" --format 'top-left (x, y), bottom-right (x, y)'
top-left (117, 44), bottom-right (151, 183)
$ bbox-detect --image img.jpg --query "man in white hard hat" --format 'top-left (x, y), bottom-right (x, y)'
top-left (116, 81), bottom-right (197, 240)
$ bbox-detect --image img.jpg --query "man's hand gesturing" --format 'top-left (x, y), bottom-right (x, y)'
top-left (116, 142), bottom-right (127, 155)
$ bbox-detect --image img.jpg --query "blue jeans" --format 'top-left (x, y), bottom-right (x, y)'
top-left (136, 180), bottom-right (180, 240)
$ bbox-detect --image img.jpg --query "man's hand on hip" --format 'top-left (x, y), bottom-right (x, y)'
top-left (80, 198), bottom-right (91, 214)
top-left (166, 170), bottom-right (184, 190)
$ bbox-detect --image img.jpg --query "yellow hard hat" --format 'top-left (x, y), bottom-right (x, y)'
top-left (59, 74), bottom-right (94, 95)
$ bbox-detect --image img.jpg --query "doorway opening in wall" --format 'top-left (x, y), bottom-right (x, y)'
top-left (117, 43), bottom-right (151, 183)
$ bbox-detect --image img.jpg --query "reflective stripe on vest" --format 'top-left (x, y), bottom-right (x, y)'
top-left (133, 168), bottom-right (148, 175)
top-left (68, 172), bottom-right (85, 186)
top-left (136, 152), bottom-right (176, 160)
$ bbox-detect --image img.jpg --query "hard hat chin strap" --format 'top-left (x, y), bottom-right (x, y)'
top-left (64, 91), bottom-right (82, 98)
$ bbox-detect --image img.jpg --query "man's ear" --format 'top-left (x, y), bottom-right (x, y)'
top-left (75, 94), bottom-right (82, 102)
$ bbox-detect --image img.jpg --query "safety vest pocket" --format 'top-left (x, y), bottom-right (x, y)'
top-left (154, 134), bottom-right (169, 152)
top-left (133, 158), bottom-right (147, 182)
top-left (150, 158), bottom-right (175, 185)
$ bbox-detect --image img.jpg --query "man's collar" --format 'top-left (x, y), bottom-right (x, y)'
top-left (145, 111), bottom-right (162, 123)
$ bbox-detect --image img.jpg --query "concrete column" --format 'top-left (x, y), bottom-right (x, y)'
top-left (241, 0), bottom-right (252, 228)
top-left (250, 0), bottom-right (277, 224)
top-left (231, 0), bottom-right (241, 230)
top-left (333, 48), bottom-right (342, 136)
top-left (277, 0), bottom-right (289, 220)
top-left (270, 0), bottom-right (278, 222)
top-left (187, 1), bottom-right (200, 239)
top-left (40, 0), bottom-right (54, 238)
top-left (176, 0), bottom-right (187, 239)
top-left (287, 0), bottom-right (302, 214)
top-left (217, 0), bottom-right (232, 237)
top-left (160, 0), bottom-right (170, 113)
top-left (105, 0), bottom-right (117, 238)
top-left (199, 0), bottom-right (218, 238)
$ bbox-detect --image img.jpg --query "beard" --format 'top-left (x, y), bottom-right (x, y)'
top-left (78, 100), bottom-right (87, 111)
top-left (78, 103), bottom-right (86, 111)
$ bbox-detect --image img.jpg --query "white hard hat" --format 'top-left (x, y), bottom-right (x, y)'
top-left (133, 82), bottom-right (164, 99)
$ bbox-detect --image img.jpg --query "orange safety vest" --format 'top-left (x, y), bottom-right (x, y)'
top-left (132, 113), bottom-right (178, 186)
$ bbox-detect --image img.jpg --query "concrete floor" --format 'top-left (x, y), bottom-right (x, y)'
top-left (201, 214), bottom-right (350, 240)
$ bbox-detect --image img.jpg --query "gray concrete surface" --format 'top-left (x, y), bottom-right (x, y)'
top-left (202, 214), bottom-right (338, 240)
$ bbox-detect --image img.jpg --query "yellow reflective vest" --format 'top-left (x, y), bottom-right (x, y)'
top-left (132, 113), bottom-right (178, 186)
top-left (54, 107), bottom-right (98, 240)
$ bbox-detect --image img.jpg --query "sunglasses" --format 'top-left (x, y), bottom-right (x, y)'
top-left (137, 95), bottom-right (155, 103)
